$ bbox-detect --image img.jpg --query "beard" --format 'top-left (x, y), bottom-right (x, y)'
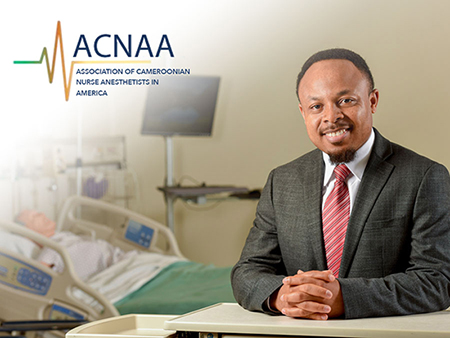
top-left (328, 148), bottom-right (357, 164)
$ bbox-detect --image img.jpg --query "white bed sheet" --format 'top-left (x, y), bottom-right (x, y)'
top-left (86, 252), bottom-right (184, 303)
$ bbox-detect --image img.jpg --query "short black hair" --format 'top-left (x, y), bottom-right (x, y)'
top-left (296, 48), bottom-right (374, 101)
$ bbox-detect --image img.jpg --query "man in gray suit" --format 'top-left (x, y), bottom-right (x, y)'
top-left (231, 48), bottom-right (450, 320)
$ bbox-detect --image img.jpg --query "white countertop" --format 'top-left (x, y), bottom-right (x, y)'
top-left (165, 303), bottom-right (450, 338)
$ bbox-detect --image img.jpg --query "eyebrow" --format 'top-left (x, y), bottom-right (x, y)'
top-left (306, 89), bottom-right (352, 102)
top-left (337, 89), bottom-right (351, 96)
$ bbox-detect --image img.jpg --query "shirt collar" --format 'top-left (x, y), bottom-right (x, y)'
top-left (322, 128), bottom-right (375, 185)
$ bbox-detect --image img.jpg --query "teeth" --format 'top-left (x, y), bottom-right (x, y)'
top-left (326, 129), bottom-right (346, 137)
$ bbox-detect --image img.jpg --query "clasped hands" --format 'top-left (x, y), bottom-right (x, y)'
top-left (270, 270), bottom-right (344, 320)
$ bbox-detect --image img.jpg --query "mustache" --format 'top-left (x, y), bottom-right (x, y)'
top-left (320, 122), bottom-right (352, 135)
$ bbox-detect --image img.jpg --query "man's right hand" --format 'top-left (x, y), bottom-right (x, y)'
top-left (269, 270), bottom-right (343, 320)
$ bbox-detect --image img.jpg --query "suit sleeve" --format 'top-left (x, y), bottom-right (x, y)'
top-left (231, 170), bottom-right (286, 313)
top-left (339, 163), bottom-right (450, 318)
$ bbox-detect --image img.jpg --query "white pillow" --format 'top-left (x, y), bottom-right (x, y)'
top-left (0, 230), bottom-right (41, 259)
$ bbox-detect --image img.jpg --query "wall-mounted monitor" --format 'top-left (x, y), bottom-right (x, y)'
top-left (141, 76), bottom-right (220, 137)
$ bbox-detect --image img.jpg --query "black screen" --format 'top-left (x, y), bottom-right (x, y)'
top-left (141, 76), bottom-right (220, 136)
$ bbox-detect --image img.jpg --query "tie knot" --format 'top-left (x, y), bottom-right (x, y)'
top-left (334, 164), bottom-right (351, 182)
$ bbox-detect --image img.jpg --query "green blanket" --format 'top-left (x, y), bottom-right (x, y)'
top-left (114, 261), bottom-right (236, 315)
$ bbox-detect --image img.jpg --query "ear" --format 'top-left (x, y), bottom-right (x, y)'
top-left (369, 89), bottom-right (379, 114)
top-left (298, 103), bottom-right (306, 121)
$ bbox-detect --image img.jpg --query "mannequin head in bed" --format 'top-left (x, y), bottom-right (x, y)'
top-left (16, 210), bottom-right (56, 238)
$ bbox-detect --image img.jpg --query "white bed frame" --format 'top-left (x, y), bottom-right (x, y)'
top-left (0, 195), bottom-right (184, 323)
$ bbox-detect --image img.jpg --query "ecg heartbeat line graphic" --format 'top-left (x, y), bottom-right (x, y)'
top-left (13, 21), bottom-right (151, 101)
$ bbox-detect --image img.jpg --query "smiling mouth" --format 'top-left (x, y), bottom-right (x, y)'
top-left (325, 129), bottom-right (347, 137)
top-left (323, 128), bottom-right (350, 137)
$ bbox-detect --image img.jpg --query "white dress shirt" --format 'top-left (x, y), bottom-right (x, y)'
top-left (322, 129), bottom-right (375, 213)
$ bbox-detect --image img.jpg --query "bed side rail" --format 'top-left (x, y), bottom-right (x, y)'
top-left (0, 221), bottom-right (119, 322)
top-left (56, 196), bottom-right (184, 258)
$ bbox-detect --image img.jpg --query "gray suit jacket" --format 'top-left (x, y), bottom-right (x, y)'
top-left (231, 129), bottom-right (450, 318)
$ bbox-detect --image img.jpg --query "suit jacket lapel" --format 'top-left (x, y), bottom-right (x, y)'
top-left (300, 149), bottom-right (328, 270)
top-left (339, 129), bottom-right (395, 277)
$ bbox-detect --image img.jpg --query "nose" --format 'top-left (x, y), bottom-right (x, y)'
top-left (322, 104), bottom-right (344, 123)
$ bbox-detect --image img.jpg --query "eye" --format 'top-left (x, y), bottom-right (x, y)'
top-left (340, 98), bottom-right (354, 105)
top-left (310, 104), bottom-right (322, 111)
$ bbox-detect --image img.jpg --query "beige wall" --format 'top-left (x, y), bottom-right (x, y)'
top-left (4, 0), bottom-right (450, 266)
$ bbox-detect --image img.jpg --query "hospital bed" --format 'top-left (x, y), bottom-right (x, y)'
top-left (0, 196), bottom-right (235, 325)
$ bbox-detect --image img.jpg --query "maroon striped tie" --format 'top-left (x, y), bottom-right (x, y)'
top-left (322, 164), bottom-right (351, 277)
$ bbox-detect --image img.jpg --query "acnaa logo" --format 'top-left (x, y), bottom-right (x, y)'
top-left (14, 21), bottom-right (174, 101)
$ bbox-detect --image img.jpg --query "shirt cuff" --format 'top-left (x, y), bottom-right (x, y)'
top-left (264, 296), bottom-right (281, 314)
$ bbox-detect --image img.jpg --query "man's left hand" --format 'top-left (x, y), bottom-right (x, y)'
top-left (280, 270), bottom-right (345, 319)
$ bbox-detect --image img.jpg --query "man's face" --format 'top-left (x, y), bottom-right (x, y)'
top-left (298, 59), bottom-right (379, 163)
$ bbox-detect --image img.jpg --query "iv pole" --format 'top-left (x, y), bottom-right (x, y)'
top-left (164, 136), bottom-right (175, 232)
top-left (76, 106), bottom-right (83, 197)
